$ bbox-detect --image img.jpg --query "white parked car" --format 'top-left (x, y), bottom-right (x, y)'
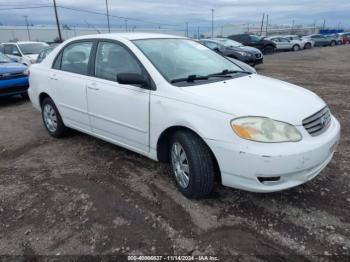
top-left (266, 37), bottom-right (297, 51)
top-left (0, 41), bottom-right (49, 65)
top-left (28, 33), bottom-right (340, 198)
top-left (284, 35), bottom-right (314, 49)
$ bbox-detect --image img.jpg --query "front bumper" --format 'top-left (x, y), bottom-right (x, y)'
top-left (0, 77), bottom-right (29, 97)
top-left (206, 116), bottom-right (341, 193)
top-left (239, 55), bottom-right (263, 66)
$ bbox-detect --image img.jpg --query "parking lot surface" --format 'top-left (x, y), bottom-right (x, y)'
top-left (0, 45), bottom-right (349, 261)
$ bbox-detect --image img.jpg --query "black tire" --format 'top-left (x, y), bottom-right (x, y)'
top-left (330, 41), bottom-right (336, 46)
top-left (304, 42), bottom-right (312, 49)
top-left (337, 40), bottom-right (342, 45)
top-left (262, 45), bottom-right (274, 55)
top-left (169, 130), bottom-right (215, 199)
top-left (41, 97), bottom-right (67, 138)
top-left (292, 44), bottom-right (300, 51)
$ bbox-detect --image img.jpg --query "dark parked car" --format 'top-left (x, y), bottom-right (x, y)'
top-left (228, 34), bottom-right (276, 55)
top-left (302, 34), bottom-right (337, 47)
top-left (199, 38), bottom-right (263, 66)
top-left (0, 52), bottom-right (29, 98)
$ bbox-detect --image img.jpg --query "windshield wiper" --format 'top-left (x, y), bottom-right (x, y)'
top-left (208, 69), bottom-right (252, 77)
top-left (170, 75), bottom-right (209, 83)
top-left (171, 73), bottom-right (235, 84)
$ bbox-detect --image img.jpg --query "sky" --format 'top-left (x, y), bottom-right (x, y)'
top-left (0, 0), bottom-right (349, 32)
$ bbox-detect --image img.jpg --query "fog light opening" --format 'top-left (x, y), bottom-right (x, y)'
top-left (257, 176), bottom-right (281, 184)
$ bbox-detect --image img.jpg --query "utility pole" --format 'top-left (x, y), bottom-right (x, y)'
top-left (197, 26), bottom-right (200, 39)
top-left (211, 8), bottom-right (214, 38)
top-left (313, 20), bottom-right (317, 33)
top-left (185, 22), bottom-right (189, 37)
top-left (265, 14), bottom-right (269, 36)
top-left (260, 13), bottom-right (265, 36)
top-left (105, 0), bottom-right (110, 33)
top-left (24, 15), bottom-right (31, 41)
top-left (53, 0), bottom-right (62, 42)
top-left (124, 19), bottom-right (128, 32)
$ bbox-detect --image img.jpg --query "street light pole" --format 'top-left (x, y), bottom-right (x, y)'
top-left (211, 8), bottom-right (214, 38)
top-left (125, 19), bottom-right (128, 32)
top-left (105, 0), bottom-right (110, 33)
top-left (53, 0), bottom-right (62, 42)
top-left (24, 15), bottom-right (31, 41)
top-left (265, 14), bottom-right (269, 36)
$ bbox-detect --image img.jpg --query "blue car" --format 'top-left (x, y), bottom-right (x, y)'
top-left (0, 52), bottom-right (29, 98)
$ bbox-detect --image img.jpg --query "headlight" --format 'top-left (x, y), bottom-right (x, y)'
top-left (30, 58), bottom-right (36, 63)
top-left (237, 51), bottom-right (248, 56)
top-left (231, 117), bottom-right (302, 143)
top-left (23, 69), bottom-right (29, 75)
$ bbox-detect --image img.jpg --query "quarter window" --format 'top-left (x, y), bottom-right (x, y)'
top-left (60, 42), bottom-right (93, 75)
top-left (95, 41), bottom-right (142, 81)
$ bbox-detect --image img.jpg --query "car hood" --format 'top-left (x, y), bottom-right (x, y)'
top-left (181, 74), bottom-right (325, 125)
top-left (24, 54), bottom-right (39, 60)
top-left (0, 62), bottom-right (27, 74)
top-left (239, 46), bottom-right (262, 54)
top-left (227, 46), bottom-right (261, 54)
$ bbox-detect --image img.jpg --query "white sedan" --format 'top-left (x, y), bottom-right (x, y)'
top-left (28, 33), bottom-right (340, 198)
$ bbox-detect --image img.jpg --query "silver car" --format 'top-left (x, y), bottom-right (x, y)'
top-left (266, 37), bottom-right (295, 51)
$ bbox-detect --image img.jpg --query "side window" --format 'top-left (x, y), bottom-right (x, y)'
top-left (4, 45), bottom-right (14, 55)
top-left (60, 42), bottom-right (93, 75)
top-left (279, 38), bottom-right (288, 42)
top-left (95, 41), bottom-right (142, 82)
top-left (271, 38), bottom-right (279, 42)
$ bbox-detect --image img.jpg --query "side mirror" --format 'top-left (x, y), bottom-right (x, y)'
top-left (117, 73), bottom-right (148, 87)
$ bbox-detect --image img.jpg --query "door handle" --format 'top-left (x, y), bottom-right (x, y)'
top-left (49, 74), bottom-right (58, 80)
top-left (87, 83), bottom-right (99, 91)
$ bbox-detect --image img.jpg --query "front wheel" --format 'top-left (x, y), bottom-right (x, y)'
top-left (330, 41), bottom-right (336, 46)
top-left (304, 42), bottom-right (312, 49)
top-left (262, 45), bottom-right (274, 55)
top-left (41, 97), bottom-right (67, 138)
top-left (169, 131), bottom-right (215, 199)
top-left (292, 44), bottom-right (300, 51)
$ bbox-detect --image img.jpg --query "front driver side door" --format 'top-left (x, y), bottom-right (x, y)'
top-left (86, 41), bottom-right (150, 153)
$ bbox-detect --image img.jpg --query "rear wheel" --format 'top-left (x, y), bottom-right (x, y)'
top-left (169, 131), bottom-right (215, 199)
top-left (292, 44), bottom-right (300, 51)
top-left (262, 45), bottom-right (274, 55)
top-left (41, 97), bottom-right (67, 138)
top-left (330, 41), bottom-right (336, 46)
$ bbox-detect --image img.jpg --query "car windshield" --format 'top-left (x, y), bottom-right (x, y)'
top-left (133, 38), bottom-right (242, 84)
top-left (215, 38), bottom-right (243, 47)
top-left (0, 53), bottom-right (11, 63)
top-left (250, 35), bottom-right (261, 41)
top-left (18, 43), bottom-right (48, 55)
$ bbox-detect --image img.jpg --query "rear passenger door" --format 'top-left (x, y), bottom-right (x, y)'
top-left (86, 41), bottom-right (150, 153)
top-left (50, 41), bottom-right (94, 131)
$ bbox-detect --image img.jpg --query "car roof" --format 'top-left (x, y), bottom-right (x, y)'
top-left (68, 33), bottom-right (185, 42)
top-left (1, 41), bottom-right (48, 45)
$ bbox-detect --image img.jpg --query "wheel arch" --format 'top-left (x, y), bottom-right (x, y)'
top-left (39, 92), bottom-right (51, 107)
top-left (156, 125), bottom-right (221, 182)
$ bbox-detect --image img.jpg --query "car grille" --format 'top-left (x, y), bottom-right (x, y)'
top-left (0, 71), bottom-right (26, 80)
top-left (255, 53), bottom-right (262, 59)
top-left (302, 107), bottom-right (331, 136)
